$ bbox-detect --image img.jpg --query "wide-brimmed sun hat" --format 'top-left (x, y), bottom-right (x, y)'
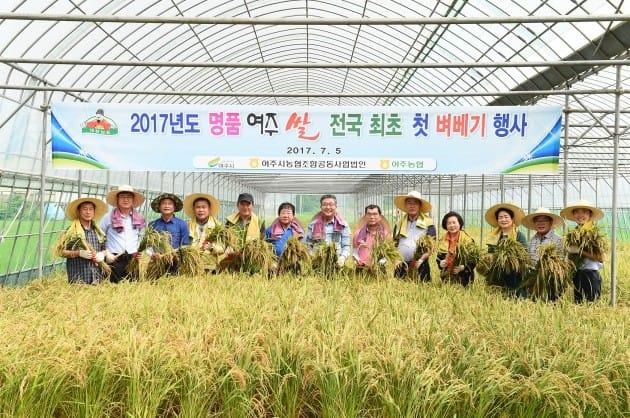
top-left (521, 207), bottom-right (564, 230)
top-left (183, 193), bottom-right (220, 218)
top-left (484, 202), bottom-right (526, 227)
top-left (150, 193), bottom-right (183, 213)
top-left (105, 184), bottom-right (145, 207)
top-left (65, 197), bottom-right (107, 221)
top-left (560, 199), bottom-right (604, 222)
top-left (394, 191), bottom-right (432, 213)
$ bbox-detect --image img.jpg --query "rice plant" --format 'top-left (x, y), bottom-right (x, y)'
top-left (277, 236), bottom-right (312, 277)
top-left (485, 238), bottom-right (532, 287)
top-left (524, 243), bottom-right (575, 302)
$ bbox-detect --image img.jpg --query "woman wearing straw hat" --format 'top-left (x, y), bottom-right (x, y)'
top-left (56, 197), bottom-right (108, 284)
top-left (522, 207), bottom-right (565, 301)
top-left (392, 191), bottom-right (436, 282)
top-left (560, 200), bottom-right (606, 303)
top-left (100, 185), bottom-right (146, 282)
top-left (184, 192), bottom-right (221, 272)
top-left (484, 202), bottom-right (528, 297)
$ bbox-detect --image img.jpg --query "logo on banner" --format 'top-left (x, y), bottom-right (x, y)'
top-left (249, 158), bottom-right (260, 168)
top-left (81, 108), bottom-right (118, 135)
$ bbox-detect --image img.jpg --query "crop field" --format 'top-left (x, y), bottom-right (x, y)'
top-left (0, 257), bottom-right (627, 417)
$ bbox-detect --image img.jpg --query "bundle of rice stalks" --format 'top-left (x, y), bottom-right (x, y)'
top-left (524, 243), bottom-right (575, 301)
top-left (278, 236), bottom-right (312, 276)
top-left (453, 240), bottom-right (482, 268)
top-left (368, 239), bottom-right (404, 279)
top-left (54, 232), bottom-right (112, 279)
top-left (144, 251), bottom-right (177, 281)
top-left (177, 246), bottom-right (204, 276)
top-left (475, 252), bottom-right (493, 276)
top-left (128, 227), bottom-right (173, 279)
top-left (413, 234), bottom-right (437, 260)
top-left (240, 239), bottom-right (277, 275)
top-left (486, 238), bottom-right (532, 287)
top-left (205, 225), bottom-right (240, 254)
top-left (312, 242), bottom-right (339, 278)
top-left (564, 224), bottom-right (608, 266)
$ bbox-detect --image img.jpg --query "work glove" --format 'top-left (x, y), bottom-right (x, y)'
top-left (378, 258), bottom-right (387, 266)
top-left (94, 252), bottom-right (105, 263)
top-left (78, 250), bottom-right (93, 260)
top-left (201, 241), bottom-right (210, 251)
top-left (210, 243), bottom-right (225, 255)
top-left (336, 256), bottom-right (347, 268)
top-left (105, 251), bottom-right (116, 263)
top-left (453, 265), bottom-right (465, 274)
top-left (411, 258), bottom-right (424, 268)
top-left (439, 259), bottom-right (447, 268)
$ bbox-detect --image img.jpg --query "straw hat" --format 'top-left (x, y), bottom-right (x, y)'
top-left (65, 197), bottom-right (107, 221)
top-left (560, 199), bottom-right (604, 222)
top-left (394, 191), bottom-right (432, 213)
top-left (521, 207), bottom-right (564, 230)
top-left (183, 193), bottom-right (220, 218)
top-left (484, 202), bottom-right (525, 227)
top-left (150, 193), bottom-right (183, 213)
top-left (105, 184), bottom-right (145, 207)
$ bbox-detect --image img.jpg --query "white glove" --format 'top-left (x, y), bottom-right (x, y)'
top-left (105, 251), bottom-right (116, 263)
top-left (78, 250), bottom-right (93, 260)
top-left (336, 256), bottom-right (346, 268)
top-left (210, 243), bottom-right (225, 255)
top-left (145, 247), bottom-right (154, 257)
top-left (566, 246), bottom-right (580, 254)
top-left (439, 259), bottom-right (447, 268)
top-left (378, 258), bottom-right (387, 266)
top-left (453, 265), bottom-right (465, 274)
top-left (94, 252), bottom-right (105, 263)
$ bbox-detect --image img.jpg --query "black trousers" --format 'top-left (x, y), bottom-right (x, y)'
top-left (573, 269), bottom-right (602, 303)
top-left (110, 253), bottom-right (137, 283)
top-left (395, 261), bottom-right (431, 282)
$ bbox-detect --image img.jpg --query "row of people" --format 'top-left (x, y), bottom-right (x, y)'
top-left (57, 186), bottom-right (606, 303)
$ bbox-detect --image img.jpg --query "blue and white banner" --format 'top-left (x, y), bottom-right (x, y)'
top-left (51, 103), bottom-right (562, 174)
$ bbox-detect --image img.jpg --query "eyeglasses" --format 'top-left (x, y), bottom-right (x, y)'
top-left (321, 203), bottom-right (336, 207)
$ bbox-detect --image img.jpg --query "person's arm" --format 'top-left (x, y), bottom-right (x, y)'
top-left (427, 225), bottom-right (437, 238)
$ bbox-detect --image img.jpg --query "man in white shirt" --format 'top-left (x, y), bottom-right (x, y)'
top-left (100, 185), bottom-right (146, 282)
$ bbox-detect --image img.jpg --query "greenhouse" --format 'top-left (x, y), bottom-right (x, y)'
top-left (2, 1), bottom-right (629, 293)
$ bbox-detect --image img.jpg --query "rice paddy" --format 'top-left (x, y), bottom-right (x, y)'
top-left (0, 249), bottom-right (628, 416)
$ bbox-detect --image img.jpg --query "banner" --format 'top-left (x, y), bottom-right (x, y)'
top-left (51, 103), bottom-right (562, 174)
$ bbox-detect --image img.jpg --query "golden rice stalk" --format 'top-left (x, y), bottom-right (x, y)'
top-left (205, 225), bottom-right (240, 253)
top-left (53, 232), bottom-right (111, 279)
top-left (278, 236), bottom-right (312, 276)
top-left (138, 227), bottom-right (173, 253)
top-left (486, 238), bottom-right (532, 286)
top-left (524, 243), bottom-right (575, 301)
top-left (453, 240), bottom-right (482, 267)
top-left (53, 232), bottom-right (83, 258)
top-left (177, 246), bottom-right (204, 277)
top-left (475, 252), bottom-right (492, 277)
top-left (564, 224), bottom-right (608, 266)
top-left (368, 239), bottom-right (404, 279)
top-left (240, 239), bottom-right (277, 275)
top-left (128, 227), bottom-right (173, 278)
top-left (312, 242), bottom-right (339, 278)
top-left (144, 251), bottom-right (177, 281)
top-left (413, 234), bottom-right (437, 259)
